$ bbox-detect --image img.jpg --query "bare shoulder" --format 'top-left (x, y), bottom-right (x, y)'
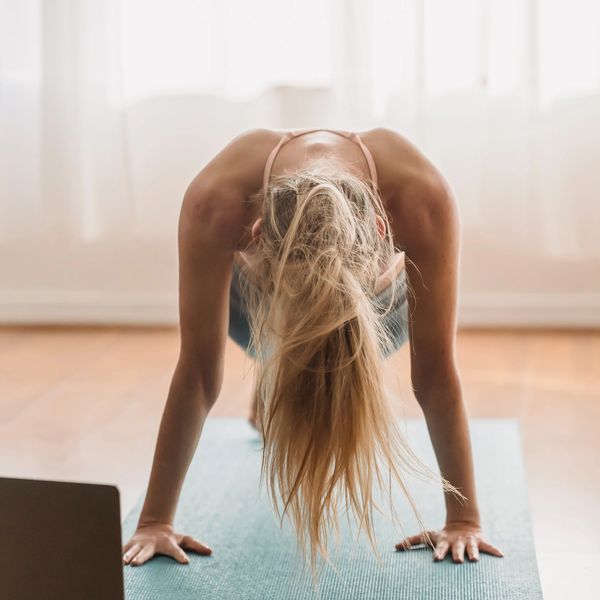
top-left (179, 128), bottom-right (282, 251)
top-left (359, 127), bottom-right (458, 248)
top-left (358, 126), bottom-right (452, 198)
top-left (185, 128), bottom-right (281, 200)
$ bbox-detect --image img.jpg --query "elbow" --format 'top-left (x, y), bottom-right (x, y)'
top-left (173, 356), bottom-right (222, 410)
top-left (411, 363), bottom-right (462, 412)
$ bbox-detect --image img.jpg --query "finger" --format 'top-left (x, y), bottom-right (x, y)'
top-left (452, 539), bottom-right (466, 563)
top-left (122, 540), bottom-right (134, 555)
top-left (168, 543), bottom-right (190, 564)
top-left (130, 545), bottom-right (154, 566)
top-left (179, 535), bottom-right (213, 555)
top-left (479, 541), bottom-right (504, 557)
top-left (395, 533), bottom-right (424, 550)
top-left (466, 538), bottom-right (479, 561)
top-left (421, 531), bottom-right (436, 549)
top-left (123, 543), bottom-right (141, 564)
top-left (433, 540), bottom-right (450, 561)
top-left (395, 531), bottom-right (435, 550)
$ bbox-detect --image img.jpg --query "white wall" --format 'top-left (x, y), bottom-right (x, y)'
top-left (1, 87), bottom-right (599, 328)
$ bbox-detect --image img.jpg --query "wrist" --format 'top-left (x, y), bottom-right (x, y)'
top-left (138, 499), bottom-right (175, 528)
top-left (445, 514), bottom-right (481, 529)
top-left (137, 515), bottom-right (174, 528)
top-left (446, 495), bottom-right (480, 526)
top-left (445, 506), bottom-right (481, 527)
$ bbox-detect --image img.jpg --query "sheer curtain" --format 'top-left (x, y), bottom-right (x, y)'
top-left (1, 0), bottom-right (599, 324)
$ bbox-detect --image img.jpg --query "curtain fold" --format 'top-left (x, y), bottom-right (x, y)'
top-left (1, 0), bottom-right (599, 321)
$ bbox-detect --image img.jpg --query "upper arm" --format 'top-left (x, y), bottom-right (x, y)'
top-left (176, 181), bottom-right (237, 401)
top-left (174, 128), bottom-right (274, 398)
top-left (402, 174), bottom-right (462, 394)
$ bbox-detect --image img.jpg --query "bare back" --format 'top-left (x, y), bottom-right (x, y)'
top-left (186, 128), bottom-right (439, 255)
top-left (177, 126), bottom-right (457, 395)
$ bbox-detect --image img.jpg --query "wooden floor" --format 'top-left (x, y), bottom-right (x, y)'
top-left (0, 325), bottom-right (598, 599)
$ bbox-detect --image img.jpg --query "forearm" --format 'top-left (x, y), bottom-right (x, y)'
top-left (416, 373), bottom-right (481, 525)
top-left (138, 363), bottom-right (214, 526)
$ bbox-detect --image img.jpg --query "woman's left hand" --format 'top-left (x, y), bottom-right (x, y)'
top-left (395, 521), bottom-right (504, 563)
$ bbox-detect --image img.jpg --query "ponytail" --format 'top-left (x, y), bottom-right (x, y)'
top-left (240, 162), bottom-right (464, 584)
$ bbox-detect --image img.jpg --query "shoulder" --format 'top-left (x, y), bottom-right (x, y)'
top-left (359, 126), bottom-right (449, 196)
top-left (361, 127), bottom-right (459, 249)
top-left (179, 128), bottom-right (281, 247)
top-left (188, 128), bottom-right (281, 197)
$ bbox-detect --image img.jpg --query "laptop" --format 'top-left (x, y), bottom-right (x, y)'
top-left (0, 476), bottom-right (125, 600)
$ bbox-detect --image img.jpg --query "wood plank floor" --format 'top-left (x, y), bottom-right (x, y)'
top-left (0, 325), bottom-right (597, 599)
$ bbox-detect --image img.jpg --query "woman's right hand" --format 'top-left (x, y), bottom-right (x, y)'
top-left (122, 522), bottom-right (213, 566)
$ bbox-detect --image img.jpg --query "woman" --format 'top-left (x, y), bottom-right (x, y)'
top-left (121, 127), bottom-right (503, 578)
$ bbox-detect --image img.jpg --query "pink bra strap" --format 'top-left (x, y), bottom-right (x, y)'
top-left (262, 128), bottom-right (378, 191)
top-left (262, 132), bottom-right (295, 192)
top-left (290, 127), bottom-right (353, 139)
top-left (350, 132), bottom-right (379, 190)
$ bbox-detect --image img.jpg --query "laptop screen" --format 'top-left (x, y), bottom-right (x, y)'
top-left (0, 477), bottom-right (124, 600)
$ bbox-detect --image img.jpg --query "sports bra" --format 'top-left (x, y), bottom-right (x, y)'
top-left (241, 127), bottom-right (404, 294)
top-left (262, 128), bottom-right (379, 192)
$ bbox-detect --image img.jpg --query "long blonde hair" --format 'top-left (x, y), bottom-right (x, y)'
top-left (237, 159), bottom-right (464, 583)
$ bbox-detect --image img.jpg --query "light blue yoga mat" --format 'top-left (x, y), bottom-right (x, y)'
top-left (122, 419), bottom-right (543, 599)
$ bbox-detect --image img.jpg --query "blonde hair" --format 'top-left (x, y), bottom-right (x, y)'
top-left (237, 159), bottom-right (464, 584)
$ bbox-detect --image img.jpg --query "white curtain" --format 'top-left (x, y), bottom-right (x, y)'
top-left (1, 0), bottom-right (600, 324)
